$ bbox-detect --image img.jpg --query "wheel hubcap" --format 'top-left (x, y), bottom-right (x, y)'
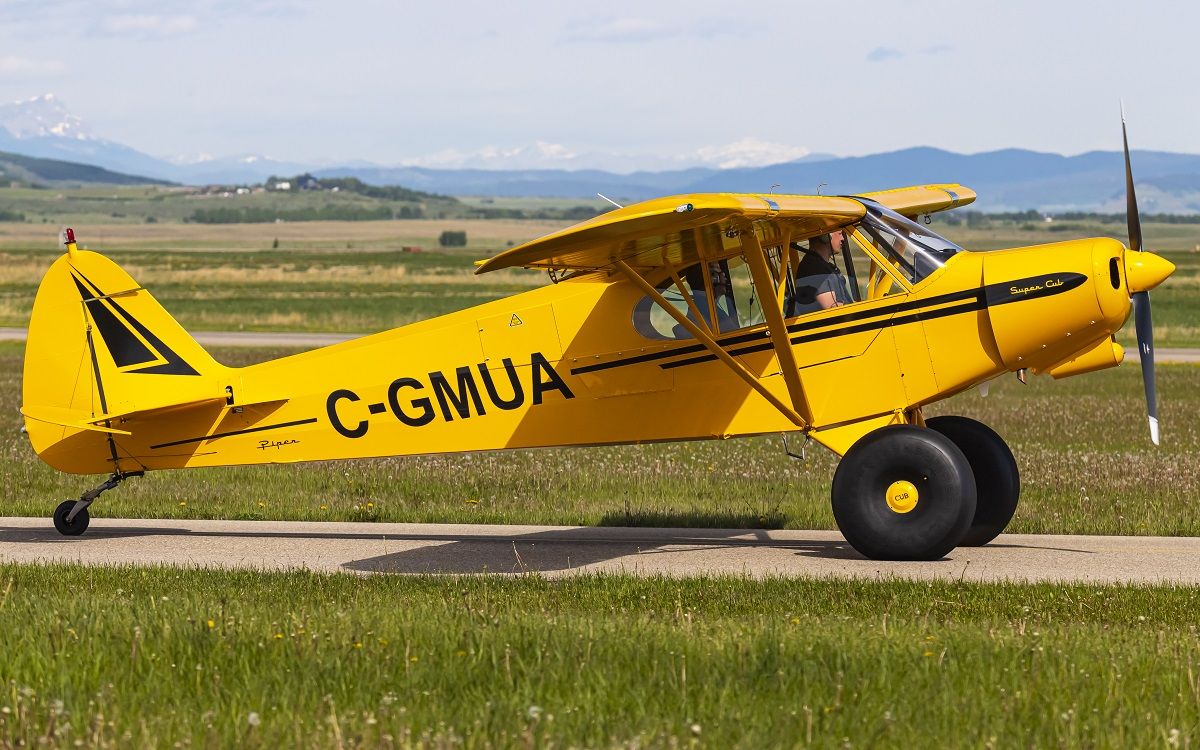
top-left (885, 480), bottom-right (919, 514)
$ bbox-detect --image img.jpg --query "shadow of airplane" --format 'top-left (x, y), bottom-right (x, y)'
top-left (0, 521), bottom-right (1093, 575)
top-left (0, 522), bottom-right (867, 572)
top-left (342, 527), bottom-right (869, 574)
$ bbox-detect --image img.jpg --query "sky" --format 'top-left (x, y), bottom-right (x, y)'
top-left (1, 0), bottom-right (1198, 167)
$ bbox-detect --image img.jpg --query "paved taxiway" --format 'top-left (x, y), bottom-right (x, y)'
top-left (2, 327), bottom-right (1199, 363)
top-left (2, 517), bottom-right (1199, 584)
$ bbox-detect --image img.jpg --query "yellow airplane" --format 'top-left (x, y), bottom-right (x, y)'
top-left (21, 124), bottom-right (1176, 560)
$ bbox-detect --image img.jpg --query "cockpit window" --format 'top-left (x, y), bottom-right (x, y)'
top-left (856, 199), bottom-right (962, 284)
top-left (631, 258), bottom-right (764, 341)
top-left (630, 206), bottom-right (960, 340)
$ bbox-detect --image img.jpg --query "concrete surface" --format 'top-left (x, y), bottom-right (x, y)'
top-left (3, 517), bottom-right (1199, 585)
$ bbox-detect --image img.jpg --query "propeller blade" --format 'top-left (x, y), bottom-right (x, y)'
top-left (1133, 291), bottom-right (1159, 444)
top-left (1122, 113), bottom-right (1143, 253)
top-left (1123, 111), bottom-right (1159, 444)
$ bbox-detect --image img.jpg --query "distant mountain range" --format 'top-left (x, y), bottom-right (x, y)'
top-left (311, 150), bottom-right (1200, 213)
top-left (5, 94), bottom-right (1200, 212)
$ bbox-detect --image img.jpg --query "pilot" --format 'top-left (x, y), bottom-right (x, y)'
top-left (792, 231), bottom-right (854, 313)
top-left (674, 262), bottom-right (738, 337)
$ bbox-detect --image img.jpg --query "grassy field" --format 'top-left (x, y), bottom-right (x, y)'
top-left (2, 341), bottom-right (1196, 536)
top-left (1, 564), bottom-right (1198, 747)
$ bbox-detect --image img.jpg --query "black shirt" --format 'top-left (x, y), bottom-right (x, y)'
top-left (793, 251), bottom-right (853, 312)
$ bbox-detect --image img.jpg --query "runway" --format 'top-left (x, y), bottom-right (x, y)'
top-left (1, 327), bottom-right (1198, 362)
top-left (2, 517), bottom-right (1199, 585)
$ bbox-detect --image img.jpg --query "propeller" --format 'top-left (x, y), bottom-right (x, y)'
top-left (1122, 111), bottom-right (1159, 445)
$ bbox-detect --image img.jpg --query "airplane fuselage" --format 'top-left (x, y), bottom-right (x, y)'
top-left (25, 235), bottom-right (1133, 475)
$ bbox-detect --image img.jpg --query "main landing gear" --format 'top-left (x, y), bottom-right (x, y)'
top-left (52, 471), bottom-right (143, 536)
top-left (831, 417), bottom-right (1020, 560)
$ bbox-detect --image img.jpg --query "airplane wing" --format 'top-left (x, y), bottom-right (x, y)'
top-left (474, 193), bottom-right (866, 275)
top-left (857, 183), bottom-right (976, 218)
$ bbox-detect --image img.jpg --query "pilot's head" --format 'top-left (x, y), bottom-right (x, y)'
top-left (807, 233), bottom-right (835, 259)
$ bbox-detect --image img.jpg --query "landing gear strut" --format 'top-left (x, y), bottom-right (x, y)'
top-left (52, 471), bottom-right (143, 536)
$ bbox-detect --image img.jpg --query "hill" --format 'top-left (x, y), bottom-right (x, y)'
top-left (0, 150), bottom-right (171, 186)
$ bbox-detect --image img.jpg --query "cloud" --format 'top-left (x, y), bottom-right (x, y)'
top-left (563, 16), bottom-right (750, 44)
top-left (866, 47), bottom-right (905, 63)
top-left (0, 56), bottom-right (66, 78)
top-left (98, 14), bottom-right (198, 37)
top-left (866, 44), bottom-right (953, 63)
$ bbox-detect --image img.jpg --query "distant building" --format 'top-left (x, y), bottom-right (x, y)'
top-left (294, 174), bottom-right (321, 190)
top-left (272, 181), bottom-right (291, 191)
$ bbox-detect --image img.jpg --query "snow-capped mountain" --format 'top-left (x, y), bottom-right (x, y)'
top-left (0, 94), bottom-right (94, 140)
top-left (692, 138), bottom-right (819, 170)
top-left (399, 138), bottom-right (824, 173)
top-left (0, 94), bottom-right (175, 179)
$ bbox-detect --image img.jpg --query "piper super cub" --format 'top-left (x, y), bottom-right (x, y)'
top-left (21, 122), bottom-right (1176, 560)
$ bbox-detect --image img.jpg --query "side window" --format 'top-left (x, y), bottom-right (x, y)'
top-left (631, 270), bottom-right (708, 340)
top-left (785, 230), bottom-right (870, 316)
top-left (633, 227), bottom-right (893, 340)
top-left (846, 227), bottom-right (910, 300)
top-left (631, 259), bottom-right (767, 340)
top-left (717, 257), bottom-right (764, 332)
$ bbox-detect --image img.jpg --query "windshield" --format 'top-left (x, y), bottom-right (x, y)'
top-left (855, 198), bottom-right (963, 284)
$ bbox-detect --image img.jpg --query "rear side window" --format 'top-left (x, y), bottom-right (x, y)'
top-left (631, 259), bottom-right (764, 340)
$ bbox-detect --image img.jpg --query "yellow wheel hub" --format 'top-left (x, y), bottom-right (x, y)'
top-left (885, 480), bottom-right (919, 514)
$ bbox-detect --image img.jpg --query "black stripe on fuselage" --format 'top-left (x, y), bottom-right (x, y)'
top-left (570, 286), bottom-right (981, 376)
top-left (662, 297), bottom-right (985, 369)
top-left (149, 417), bottom-right (319, 450)
top-left (572, 272), bottom-right (1086, 375)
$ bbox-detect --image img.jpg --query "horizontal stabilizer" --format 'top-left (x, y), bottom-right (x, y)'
top-left (21, 406), bottom-right (133, 436)
top-left (82, 395), bottom-right (291, 428)
top-left (83, 396), bottom-right (231, 426)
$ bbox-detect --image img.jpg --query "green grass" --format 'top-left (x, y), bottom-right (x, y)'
top-left (1, 564), bottom-right (1199, 748)
top-left (3, 342), bottom-right (1198, 536)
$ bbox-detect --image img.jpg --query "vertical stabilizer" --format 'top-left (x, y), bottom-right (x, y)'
top-left (22, 247), bottom-right (228, 474)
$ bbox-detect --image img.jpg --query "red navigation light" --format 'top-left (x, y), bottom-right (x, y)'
top-left (65, 228), bottom-right (76, 245)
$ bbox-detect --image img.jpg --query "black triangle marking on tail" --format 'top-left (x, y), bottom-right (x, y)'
top-left (73, 271), bottom-right (200, 376)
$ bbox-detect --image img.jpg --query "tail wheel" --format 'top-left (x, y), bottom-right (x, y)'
top-left (832, 425), bottom-right (976, 561)
top-left (927, 415), bottom-right (1020, 547)
top-left (53, 500), bottom-right (90, 536)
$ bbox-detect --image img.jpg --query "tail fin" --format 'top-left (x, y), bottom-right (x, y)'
top-left (22, 246), bottom-right (228, 474)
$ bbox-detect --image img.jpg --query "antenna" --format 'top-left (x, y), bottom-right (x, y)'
top-left (597, 192), bottom-right (624, 209)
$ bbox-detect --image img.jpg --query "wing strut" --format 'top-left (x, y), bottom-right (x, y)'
top-left (613, 260), bottom-right (808, 428)
top-left (740, 231), bottom-right (814, 423)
